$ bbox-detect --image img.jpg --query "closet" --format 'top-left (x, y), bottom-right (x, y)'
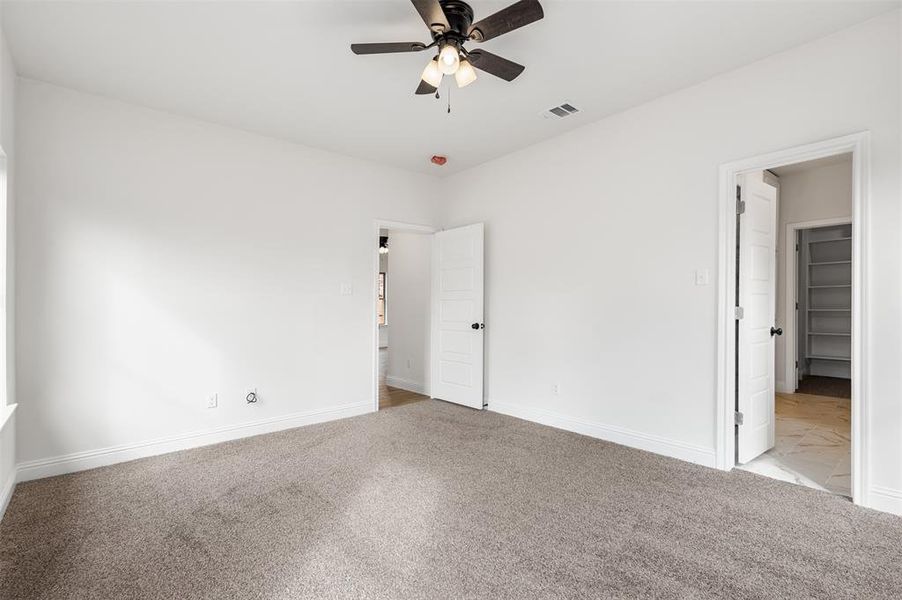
top-left (797, 224), bottom-right (852, 381)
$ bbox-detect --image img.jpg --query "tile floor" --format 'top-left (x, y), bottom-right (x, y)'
top-left (739, 392), bottom-right (851, 498)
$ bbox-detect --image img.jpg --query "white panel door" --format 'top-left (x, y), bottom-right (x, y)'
top-left (738, 172), bottom-right (778, 464)
top-left (431, 223), bottom-right (484, 409)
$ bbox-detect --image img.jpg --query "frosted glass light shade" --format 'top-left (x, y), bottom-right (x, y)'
top-left (438, 44), bottom-right (460, 75)
top-left (455, 59), bottom-right (477, 88)
top-left (421, 58), bottom-right (442, 87)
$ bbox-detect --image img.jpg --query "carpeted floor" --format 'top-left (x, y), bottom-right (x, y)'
top-left (2, 401), bottom-right (901, 599)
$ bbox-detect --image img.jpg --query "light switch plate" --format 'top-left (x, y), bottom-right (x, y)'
top-left (695, 269), bottom-right (710, 286)
top-left (340, 283), bottom-right (353, 296)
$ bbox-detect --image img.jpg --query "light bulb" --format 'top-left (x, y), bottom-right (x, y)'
top-left (455, 58), bottom-right (477, 88)
top-left (420, 58), bottom-right (442, 88)
top-left (438, 44), bottom-right (460, 75)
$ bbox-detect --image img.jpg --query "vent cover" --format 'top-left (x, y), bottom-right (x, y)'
top-left (544, 102), bottom-right (579, 119)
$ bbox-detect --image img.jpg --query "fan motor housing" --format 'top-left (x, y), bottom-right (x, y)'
top-left (438, 0), bottom-right (474, 37)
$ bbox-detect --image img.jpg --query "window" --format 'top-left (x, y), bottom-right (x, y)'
top-left (377, 272), bottom-right (386, 326)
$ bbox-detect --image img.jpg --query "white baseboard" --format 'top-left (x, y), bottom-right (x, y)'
top-left (0, 470), bottom-right (14, 523)
top-left (489, 400), bottom-right (717, 468)
top-left (385, 375), bottom-right (426, 395)
top-left (16, 401), bottom-right (372, 483)
top-left (869, 486), bottom-right (902, 516)
top-left (776, 380), bottom-right (795, 394)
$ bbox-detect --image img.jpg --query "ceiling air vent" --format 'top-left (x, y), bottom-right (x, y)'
top-left (544, 103), bottom-right (579, 119)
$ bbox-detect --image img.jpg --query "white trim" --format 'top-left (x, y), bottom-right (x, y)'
top-left (385, 375), bottom-right (426, 395)
top-left (490, 400), bottom-right (716, 468)
top-left (16, 401), bottom-right (371, 482)
top-left (776, 380), bottom-right (793, 394)
top-left (0, 469), bottom-right (14, 523)
top-left (0, 404), bottom-right (16, 523)
top-left (372, 219), bottom-right (436, 413)
top-left (782, 216), bottom-right (852, 397)
top-left (869, 486), bottom-right (902, 516)
top-left (716, 132), bottom-right (869, 508)
top-left (0, 402), bottom-right (15, 432)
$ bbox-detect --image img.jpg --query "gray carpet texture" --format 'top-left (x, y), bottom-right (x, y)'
top-left (2, 400), bottom-right (901, 600)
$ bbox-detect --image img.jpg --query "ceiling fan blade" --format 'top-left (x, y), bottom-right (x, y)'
top-left (411, 0), bottom-right (450, 33)
top-left (468, 0), bottom-right (544, 42)
top-left (415, 79), bottom-right (438, 95)
top-left (351, 42), bottom-right (427, 55)
top-left (466, 50), bottom-right (525, 82)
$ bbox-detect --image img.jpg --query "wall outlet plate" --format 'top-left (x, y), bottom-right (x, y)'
top-left (206, 394), bottom-right (218, 409)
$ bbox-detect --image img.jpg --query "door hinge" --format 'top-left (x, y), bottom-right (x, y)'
top-left (736, 185), bottom-right (745, 215)
top-left (795, 360), bottom-right (798, 368)
top-left (795, 302), bottom-right (799, 310)
top-left (735, 411), bottom-right (744, 426)
top-left (734, 306), bottom-right (744, 320)
top-left (795, 243), bottom-right (799, 252)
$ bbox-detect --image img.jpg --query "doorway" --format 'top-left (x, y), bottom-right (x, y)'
top-left (716, 133), bottom-right (869, 506)
top-left (737, 155), bottom-right (853, 498)
top-left (374, 223), bottom-right (433, 410)
top-left (371, 220), bottom-right (487, 412)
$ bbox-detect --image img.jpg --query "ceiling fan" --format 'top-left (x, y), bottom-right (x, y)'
top-left (351, 0), bottom-right (544, 95)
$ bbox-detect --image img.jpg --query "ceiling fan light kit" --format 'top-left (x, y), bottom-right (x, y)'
top-left (351, 0), bottom-right (543, 95)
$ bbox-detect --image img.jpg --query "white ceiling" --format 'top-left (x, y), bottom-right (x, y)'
top-left (3, 1), bottom-right (897, 175)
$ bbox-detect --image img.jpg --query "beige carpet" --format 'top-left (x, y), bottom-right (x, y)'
top-left (2, 400), bottom-right (901, 599)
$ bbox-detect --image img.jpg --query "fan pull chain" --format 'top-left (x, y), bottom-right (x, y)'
top-left (447, 81), bottom-right (452, 114)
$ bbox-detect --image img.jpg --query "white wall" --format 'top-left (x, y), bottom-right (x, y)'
top-left (441, 12), bottom-right (901, 510)
top-left (14, 79), bottom-right (438, 477)
top-left (774, 159), bottom-right (852, 390)
top-left (385, 231), bottom-right (430, 393)
top-left (0, 13), bottom-right (16, 518)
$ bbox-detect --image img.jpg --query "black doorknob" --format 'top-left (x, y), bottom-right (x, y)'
top-left (770, 327), bottom-right (783, 337)
top-left (471, 323), bottom-right (484, 330)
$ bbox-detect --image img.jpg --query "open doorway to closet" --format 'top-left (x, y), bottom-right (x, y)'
top-left (375, 225), bottom-right (432, 410)
top-left (737, 154), bottom-right (853, 498)
top-left (717, 133), bottom-right (868, 506)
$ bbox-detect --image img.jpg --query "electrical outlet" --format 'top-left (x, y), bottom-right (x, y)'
top-left (407, 358), bottom-right (412, 369)
top-left (551, 384), bottom-right (560, 395)
top-left (206, 394), bottom-right (218, 409)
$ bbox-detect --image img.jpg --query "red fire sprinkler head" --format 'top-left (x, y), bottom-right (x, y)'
top-left (431, 155), bottom-right (448, 166)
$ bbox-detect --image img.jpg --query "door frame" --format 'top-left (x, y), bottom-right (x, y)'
top-left (715, 132), bottom-right (869, 506)
top-left (371, 220), bottom-right (436, 413)
top-left (781, 216), bottom-right (852, 395)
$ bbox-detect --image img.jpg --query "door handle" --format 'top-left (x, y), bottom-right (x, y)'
top-left (471, 322), bottom-right (484, 330)
top-left (770, 327), bottom-right (783, 337)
